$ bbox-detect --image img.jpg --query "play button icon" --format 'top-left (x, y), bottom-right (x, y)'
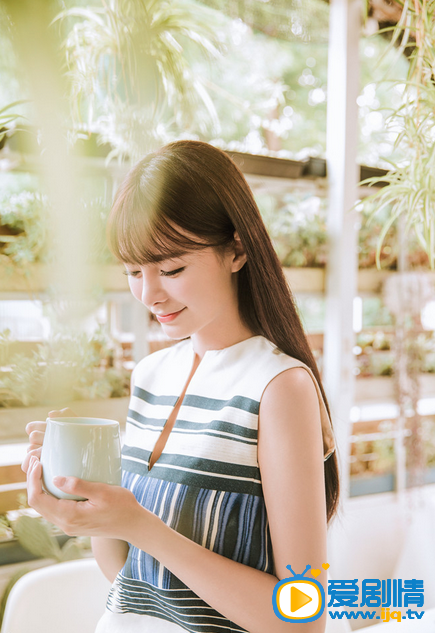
top-left (272, 565), bottom-right (325, 623)
top-left (291, 586), bottom-right (312, 612)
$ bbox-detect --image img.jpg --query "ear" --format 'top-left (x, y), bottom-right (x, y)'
top-left (231, 231), bottom-right (247, 273)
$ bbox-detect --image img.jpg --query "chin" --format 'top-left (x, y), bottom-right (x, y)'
top-left (161, 326), bottom-right (192, 341)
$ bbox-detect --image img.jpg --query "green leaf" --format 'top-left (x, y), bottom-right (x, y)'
top-left (59, 538), bottom-right (83, 562)
top-left (376, 211), bottom-right (399, 269)
top-left (13, 516), bottom-right (62, 561)
top-left (0, 100), bottom-right (30, 115)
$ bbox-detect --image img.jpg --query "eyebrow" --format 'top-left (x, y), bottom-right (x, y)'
top-left (147, 251), bottom-right (189, 264)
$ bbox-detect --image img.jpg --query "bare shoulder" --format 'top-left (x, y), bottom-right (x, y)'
top-left (258, 366), bottom-right (323, 460)
top-left (260, 366), bottom-right (320, 417)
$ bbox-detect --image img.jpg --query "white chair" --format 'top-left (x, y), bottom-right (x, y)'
top-left (1, 558), bottom-right (112, 633)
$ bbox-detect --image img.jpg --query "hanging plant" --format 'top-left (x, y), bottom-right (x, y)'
top-left (0, 100), bottom-right (28, 149)
top-left (53, 0), bottom-right (222, 161)
top-left (360, 0), bottom-right (435, 269)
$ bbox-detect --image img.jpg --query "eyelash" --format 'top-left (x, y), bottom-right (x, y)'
top-left (123, 267), bottom-right (186, 278)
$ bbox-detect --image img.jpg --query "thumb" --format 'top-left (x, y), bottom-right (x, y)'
top-left (52, 476), bottom-right (99, 499)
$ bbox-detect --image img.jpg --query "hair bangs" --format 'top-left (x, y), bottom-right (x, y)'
top-left (107, 179), bottom-right (221, 266)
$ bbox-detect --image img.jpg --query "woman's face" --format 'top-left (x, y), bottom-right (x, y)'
top-left (124, 243), bottom-right (245, 342)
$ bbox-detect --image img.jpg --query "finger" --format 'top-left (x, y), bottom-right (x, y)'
top-left (27, 443), bottom-right (43, 453)
top-left (26, 456), bottom-right (45, 509)
top-left (22, 447), bottom-right (42, 473)
top-left (48, 408), bottom-right (77, 418)
top-left (25, 421), bottom-right (47, 436)
top-left (28, 430), bottom-right (45, 446)
top-left (27, 458), bottom-right (83, 521)
top-left (26, 458), bottom-right (66, 523)
top-left (52, 476), bottom-right (104, 501)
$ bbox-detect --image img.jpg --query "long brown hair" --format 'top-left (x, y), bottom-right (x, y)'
top-left (107, 140), bottom-right (339, 522)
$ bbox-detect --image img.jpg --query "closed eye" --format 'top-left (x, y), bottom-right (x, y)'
top-left (160, 267), bottom-right (186, 277)
top-left (123, 266), bottom-right (186, 277)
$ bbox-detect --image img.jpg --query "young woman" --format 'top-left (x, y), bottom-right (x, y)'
top-left (24, 140), bottom-right (339, 633)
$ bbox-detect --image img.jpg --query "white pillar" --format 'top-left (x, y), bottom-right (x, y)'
top-left (323, 0), bottom-right (361, 505)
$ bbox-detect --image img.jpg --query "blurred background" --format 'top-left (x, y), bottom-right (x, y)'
top-left (0, 0), bottom-right (434, 630)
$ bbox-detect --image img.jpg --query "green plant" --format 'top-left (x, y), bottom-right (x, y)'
top-left (257, 191), bottom-right (428, 269)
top-left (0, 327), bottom-right (130, 408)
top-left (54, 0), bottom-right (221, 160)
top-left (0, 190), bottom-right (49, 269)
top-left (360, 1), bottom-right (435, 269)
top-left (0, 192), bottom-right (116, 269)
top-left (0, 100), bottom-right (28, 147)
top-left (257, 193), bottom-right (328, 267)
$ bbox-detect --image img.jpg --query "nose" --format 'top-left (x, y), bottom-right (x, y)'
top-left (139, 271), bottom-right (168, 309)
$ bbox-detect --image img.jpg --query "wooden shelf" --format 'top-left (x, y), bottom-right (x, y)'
top-left (0, 264), bottom-right (129, 294)
top-left (283, 267), bottom-right (435, 294)
top-left (354, 374), bottom-right (435, 403)
top-left (0, 396), bottom-right (130, 443)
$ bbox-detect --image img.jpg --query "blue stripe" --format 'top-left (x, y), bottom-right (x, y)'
top-left (133, 386), bottom-right (178, 406)
top-left (127, 410), bottom-right (258, 440)
top-left (133, 387), bottom-right (259, 415)
top-left (109, 573), bottom-right (249, 632)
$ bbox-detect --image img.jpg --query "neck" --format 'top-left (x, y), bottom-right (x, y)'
top-left (190, 323), bottom-right (255, 360)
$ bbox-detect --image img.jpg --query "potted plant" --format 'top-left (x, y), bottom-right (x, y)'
top-left (0, 327), bottom-right (131, 442)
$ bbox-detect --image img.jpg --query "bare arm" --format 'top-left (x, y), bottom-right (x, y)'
top-left (91, 537), bottom-right (129, 582)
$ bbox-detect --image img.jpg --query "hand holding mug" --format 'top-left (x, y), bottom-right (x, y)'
top-left (22, 408), bottom-right (76, 474)
top-left (26, 456), bottom-right (140, 539)
top-left (40, 415), bottom-right (122, 500)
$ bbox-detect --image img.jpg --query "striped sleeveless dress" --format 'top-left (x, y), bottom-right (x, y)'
top-left (95, 335), bottom-right (335, 633)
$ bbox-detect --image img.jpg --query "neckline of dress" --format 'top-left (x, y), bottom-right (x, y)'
top-left (187, 334), bottom-right (266, 358)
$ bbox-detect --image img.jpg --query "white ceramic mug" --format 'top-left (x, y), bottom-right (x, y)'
top-left (40, 417), bottom-right (122, 501)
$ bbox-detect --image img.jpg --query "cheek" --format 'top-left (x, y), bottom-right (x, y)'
top-left (128, 277), bottom-right (141, 301)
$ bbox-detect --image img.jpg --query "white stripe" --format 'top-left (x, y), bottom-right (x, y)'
top-left (125, 426), bottom-right (257, 467)
top-left (157, 482), bottom-right (171, 588)
top-left (264, 513), bottom-right (269, 573)
top-left (126, 424), bottom-right (256, 447)
top-left (129, 401), bottom-right (257, 431)
top-left (209, 491), bottom-right (224, 552)
top-left (201, 489), bottom-right (217, 548)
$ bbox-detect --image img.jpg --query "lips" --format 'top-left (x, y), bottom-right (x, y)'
top-left (155, 308), bottom-right (186, 323)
